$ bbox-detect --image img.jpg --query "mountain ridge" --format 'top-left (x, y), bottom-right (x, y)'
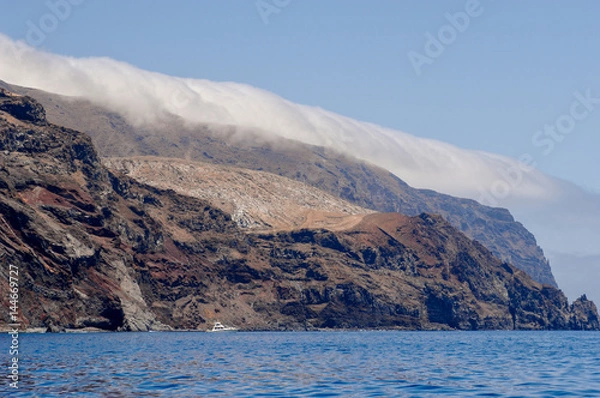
top-left (0, 80), bottom-right (557, 287)
top-left (0, 88), bottom-right (597, 332)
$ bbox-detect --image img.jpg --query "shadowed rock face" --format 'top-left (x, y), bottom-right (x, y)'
top-left (0, 89), bottom-right (596, 332)
top-left (0, 81), bottom-right (556, 287)
top-left (0, 89), bottom-right (46, 124)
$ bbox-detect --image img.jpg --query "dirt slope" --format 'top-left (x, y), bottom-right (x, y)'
top-left (104, 156), bottom-right (372, 232)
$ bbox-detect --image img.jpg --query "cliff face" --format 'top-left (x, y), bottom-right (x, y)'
top-left (2, 81), bottom-right (556, 287)
top-left (0, 89), bottom-right (596, 332)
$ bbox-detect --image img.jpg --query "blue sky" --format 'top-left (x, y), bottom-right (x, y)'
top-left (0, 0), bottom-right (599, 192)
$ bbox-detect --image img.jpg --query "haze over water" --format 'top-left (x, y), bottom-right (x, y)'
top-left (2, 331), bottom-right (599, 397)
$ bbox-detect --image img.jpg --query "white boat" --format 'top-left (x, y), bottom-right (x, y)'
top-left (207, 321), bottom-right (238, 332)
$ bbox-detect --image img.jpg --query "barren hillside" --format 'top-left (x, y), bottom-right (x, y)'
top-left (0, 89), bottom-right (597, 332)
top-left (0, 80), bottom-right (557, 287)
top-left (104, 156), bottom-right (373, 232)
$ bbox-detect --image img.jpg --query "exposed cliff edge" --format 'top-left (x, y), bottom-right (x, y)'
top-left (0, 89), bottom-right (597, 332)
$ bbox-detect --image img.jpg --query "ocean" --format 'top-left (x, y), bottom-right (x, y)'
top-left (1, 331), bottom-right (599, 397)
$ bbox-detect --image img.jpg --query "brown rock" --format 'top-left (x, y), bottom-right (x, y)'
top-left (0, 89), bottom-right (596, 332)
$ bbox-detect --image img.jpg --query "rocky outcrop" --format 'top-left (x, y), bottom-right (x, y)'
top-left (0, 89), bottom-right (595, 331)
top-left (0, 89), bottom-right (46, 124)
top-left (569, 295), bottom-right (600, 330)
top-left (4, 81), bottom-right (556, 287)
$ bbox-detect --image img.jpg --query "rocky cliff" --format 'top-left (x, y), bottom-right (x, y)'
top-left (0, 89), bottom-right (596, 332)
top-left (0, 81), bottom-right (556, 287)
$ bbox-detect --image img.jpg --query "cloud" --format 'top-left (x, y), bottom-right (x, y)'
top-left (0, 33), bottom-right (598, 301)
top-left (0, 34), bottom-right (555, 201)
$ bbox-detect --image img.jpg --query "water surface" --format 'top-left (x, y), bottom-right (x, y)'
top-left (1, 331), bottom-right (599, 397)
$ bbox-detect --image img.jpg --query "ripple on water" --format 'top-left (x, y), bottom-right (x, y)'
top-left (1, 331), bottom-right (598, 397)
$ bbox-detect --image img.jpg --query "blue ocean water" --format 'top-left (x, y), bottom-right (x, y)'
top-left (1, 331), bottom-right (599, 397)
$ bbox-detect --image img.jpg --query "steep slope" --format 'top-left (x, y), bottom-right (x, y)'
top-left (103, 156), bottom-right (372, 231)
top-left (2, 89), bottom-right (592, 332)
top-left (255, 212), bottom-right (597, 330)
top-left (2, 81), bottom-right (557, 287)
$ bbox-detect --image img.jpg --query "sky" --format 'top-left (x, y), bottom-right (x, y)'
top-left (1, 0), bottom-right (598, 191)
top-left (0, 1), bottom-right (599, 301)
